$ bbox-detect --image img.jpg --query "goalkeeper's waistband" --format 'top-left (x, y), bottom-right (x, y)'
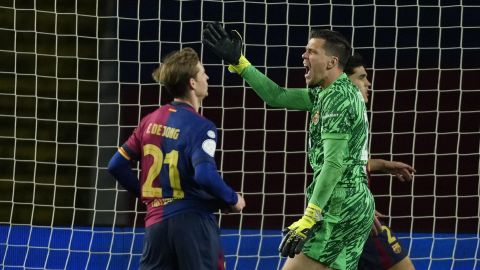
top-left (314, 161), bottom-right (367, 169)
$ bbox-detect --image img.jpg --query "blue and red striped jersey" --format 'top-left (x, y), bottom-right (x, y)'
top-left (122, 101), bottom-right (228, 227)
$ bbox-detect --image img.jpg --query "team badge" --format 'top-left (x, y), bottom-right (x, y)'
top-left (202, 139), bottom-right (216, 157)
top-left (312, 111), bottom-right (320, 125)
top-left (391, 242), bottom-right (402, 254)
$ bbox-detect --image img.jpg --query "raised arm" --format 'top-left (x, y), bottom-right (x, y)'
top-left (203, 23), bottom-right (313, 111)
top-left (240, 64), bottom-right (312, 110)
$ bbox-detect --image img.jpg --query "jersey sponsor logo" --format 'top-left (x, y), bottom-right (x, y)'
top-left (150, 198), bottom-right (174, 207)
top-left (207, 130), bottom-right (216, 139)
top-left (392, 242), bottom-right (402, 254)
top-left (202, 139), bottom-right (216, 157)
top-left (145, 123), bottom-right (180, 140)
top-left (322, 112), bottom-right (339, 119)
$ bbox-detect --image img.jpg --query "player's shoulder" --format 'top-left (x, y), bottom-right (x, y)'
top-left (195, 116), bottom-right (216, 131)
top-left (335, 74), bottom-right (357, 92)
top-left (138, 107), bottom-right (161, 126)
top-left (323, 77), bottom-right (354, 99)
top-left (172, 103), bottom-right (217, 130)
top-left (328, 75), bottom-right (360, 100)
top-left (184, 108), bottom-right (215, 128)
top-left (188, 115), bottom-right (218, 146)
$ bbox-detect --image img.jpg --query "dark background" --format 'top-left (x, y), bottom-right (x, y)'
top-left (0, 0), bottom-right (479, 234)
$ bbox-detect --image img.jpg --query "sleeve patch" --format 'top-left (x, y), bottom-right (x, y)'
top-left (202, 139), bottom-right (216, 157)
top-left (207, 130), bottom-right (216, 139)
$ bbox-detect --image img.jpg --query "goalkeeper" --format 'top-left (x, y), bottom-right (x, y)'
top-left (204, 24), bottom-right (374, 270)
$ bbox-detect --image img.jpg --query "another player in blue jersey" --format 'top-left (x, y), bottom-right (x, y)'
top-left (107, 47), bottom-right (246, 270)
top-left (345, 52), bottom-right (416, 270)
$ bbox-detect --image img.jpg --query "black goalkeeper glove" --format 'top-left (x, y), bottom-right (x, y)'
top-left (203, 22), bottom-right (242, 65)
top-left (279, 203), bottom-right (322, 258)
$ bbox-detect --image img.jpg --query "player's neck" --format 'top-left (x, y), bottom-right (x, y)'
top-left (173, 97), bottom-right (200, 112)
top-left (320, 68), bottom-right (343, 88)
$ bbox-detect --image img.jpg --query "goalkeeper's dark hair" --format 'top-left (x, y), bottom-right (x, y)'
top-left (344, 52), bottom-right (365, 76)
top-left (152, 47), bottom-right (200, 98)
top-left (310, 29), bottom-right (351, 69)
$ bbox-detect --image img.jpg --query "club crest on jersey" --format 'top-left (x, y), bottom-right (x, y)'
top-left (202, 139), bottom-right (216, 157)
top-left (392, 242), bottom-right (402, 254)
top-left (312, 111), bottom-right (320, 125)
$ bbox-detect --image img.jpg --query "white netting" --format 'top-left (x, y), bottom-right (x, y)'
top-left (0, 1), bottom-right (479, 269)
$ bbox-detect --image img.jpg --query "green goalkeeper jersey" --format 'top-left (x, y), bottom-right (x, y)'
top-left (306, 75), bottom-right (369, 184)
top-left (240, 65), bottom-right (369, 208)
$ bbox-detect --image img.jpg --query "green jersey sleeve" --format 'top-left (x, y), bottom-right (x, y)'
top-left (308, 137), bottom-right (348, 209)
top-left (240, 65), bottom-right (313, 111)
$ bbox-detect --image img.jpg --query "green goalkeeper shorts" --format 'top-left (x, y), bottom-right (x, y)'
top-left (302, 182), bottom-right (374, 270)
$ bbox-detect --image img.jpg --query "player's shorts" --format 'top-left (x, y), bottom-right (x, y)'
top-left (302, 182), bottom-right (375, 270)
top-left (139, 211), bottom-right (225, 270)
top-left (358, 223), bottom-right (409, 270)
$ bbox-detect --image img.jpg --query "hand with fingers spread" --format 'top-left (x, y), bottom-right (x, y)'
top-left (203, 22), bottom-right (242, 65)
top-left (202, 23), bottom-right (251, 74)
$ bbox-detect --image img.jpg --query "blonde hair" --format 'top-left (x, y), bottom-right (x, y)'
top-left (152, 47), bottom-right (199, 97)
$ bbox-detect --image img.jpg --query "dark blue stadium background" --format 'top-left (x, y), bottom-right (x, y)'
top-left (110, 0), bottom-right (479, 233)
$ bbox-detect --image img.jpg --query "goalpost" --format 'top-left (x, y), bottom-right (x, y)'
top-left (0, 1), bottom-right (479, 269)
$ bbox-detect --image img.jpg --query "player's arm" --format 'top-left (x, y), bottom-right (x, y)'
top-left (107, 146), bottom-right (141, 198)
top-left (191, 123), bottom-right (245, 212)
top-left (279, 134), bottom-right (348, 258)
top-left (194, 162), bottom-right (239, 207)
top-left (240, 64), bottom-right (312, 110)
top-left (203, 22), bottom-right (312, 111)
top-left (308, 134), bottom-right (348, 208)
top-left (368, 158), bottom-right (416, 181)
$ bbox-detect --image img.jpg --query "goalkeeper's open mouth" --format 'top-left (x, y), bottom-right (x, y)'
top-left (304, 64), bottom-right (311, 79)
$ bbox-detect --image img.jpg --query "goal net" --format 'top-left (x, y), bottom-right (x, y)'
top-left (0, 1), bottom-right (479, 269)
